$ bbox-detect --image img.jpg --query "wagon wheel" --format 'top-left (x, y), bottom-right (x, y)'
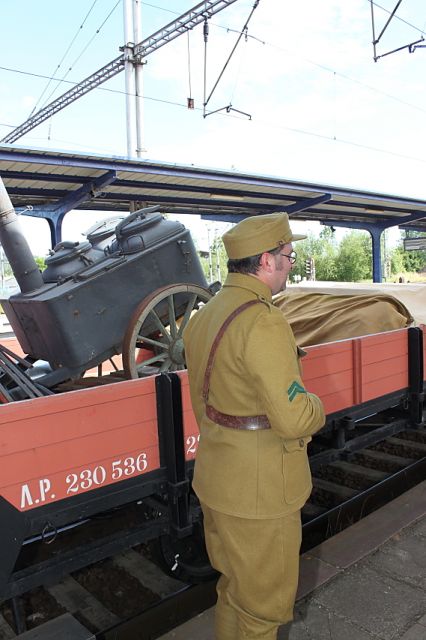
top-left (151, 520), bottom-right (218, 584)
top-left (122, 284), bottom-right (212, 378)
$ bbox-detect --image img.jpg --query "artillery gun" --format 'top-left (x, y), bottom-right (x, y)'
top-left (0, 176), bottom-right (212, 393)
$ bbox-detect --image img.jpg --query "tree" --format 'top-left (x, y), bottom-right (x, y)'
top-left (404, 250), bottom-right (425, 272)
top-left (315, 228), bottom-right (338, 281)
top-left (390, 231), bottom-right (426, 277)
top-left (389, 247), bottom-right (405, 276)
top-left (334, 231), bottom-right (372, 282)
top-left (35, 256), bottom-right (46, 271)
top-left (290, 229), bottom-right (337, 282)
top-left (319, 226), bottom-right (336, 242)
top-left (198, 237), bottom-right (228, 284)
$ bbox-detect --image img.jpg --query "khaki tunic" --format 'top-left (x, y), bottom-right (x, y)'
top-left (183, 272), bottom-right (325, 519)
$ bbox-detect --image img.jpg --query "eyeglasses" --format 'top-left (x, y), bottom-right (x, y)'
top-left (279, 250), bottom-right (297, 264)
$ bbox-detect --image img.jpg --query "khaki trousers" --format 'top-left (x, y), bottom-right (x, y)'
top-left (201, 503), bottom-right (302, 640)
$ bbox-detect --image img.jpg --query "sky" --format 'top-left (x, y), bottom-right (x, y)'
top-left (0, 0), bottom-right (426, 253)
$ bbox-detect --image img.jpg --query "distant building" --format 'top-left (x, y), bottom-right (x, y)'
top-left (0, 275), bottom-right (19, 298)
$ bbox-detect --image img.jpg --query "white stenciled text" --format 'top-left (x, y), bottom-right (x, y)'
top-left (20, 452), bottom-right (149, 509)
top-left (186, 434), bottom-right (200, 455)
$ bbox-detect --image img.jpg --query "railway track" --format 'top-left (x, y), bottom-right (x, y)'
top-left (0, 545), bottom-right (189, 639)
top-left (0, 424), bottom-right (424, 640)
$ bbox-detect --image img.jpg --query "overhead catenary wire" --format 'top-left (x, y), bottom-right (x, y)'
top-left (40, 0), bottom-right (122, 111)
top-left (2, 64), bottom-right (426, 170)
top-left (10, 0), bottom-right (424, 126)
top-left (203, 0), bottom-right (259, 116)
top-left (142, 0), bottom-right (265, 47)
top-left (370, 0), bottom-right (425, 60)
top-left (2, 0), bottom-right (242, 145)
top-left (3, 30), bottom-right (425, 121)
top-left (228, 26), bottom-right (248, 104)
top-left (29, 0), bottom-right (100, 118)
top-left (1, 8), bottom-right (426, 122)
top-left (370, 0), bottom-right (426, 36)
top-left (187, 31), bottom-right (194, 108)
top-left (372, 0), bottom-right (403, 45)
top-left (7, 0), bottom-right (426, 144)
top-left (1, 3), bottom-right (426, 165)
top-left (203, 17), bottom-right (209, 113)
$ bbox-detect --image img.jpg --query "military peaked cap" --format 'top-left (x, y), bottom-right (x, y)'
top-left (222, 212), bottom-right (306, 260)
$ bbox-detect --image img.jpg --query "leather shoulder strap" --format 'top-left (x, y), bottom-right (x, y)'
top-left (202, 299), bottom-right (260, 402)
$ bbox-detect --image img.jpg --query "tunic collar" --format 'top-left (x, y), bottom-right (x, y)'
top-left (222, 272), bottom-right (273, 303)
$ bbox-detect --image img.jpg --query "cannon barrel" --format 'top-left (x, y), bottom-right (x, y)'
top-left (0, 175), bottom-right (44, 293)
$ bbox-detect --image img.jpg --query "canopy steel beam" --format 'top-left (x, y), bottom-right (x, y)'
top-left (18, 171), bottom-right (117, 247)
top-left (274, 194), bottom-right (332, 214)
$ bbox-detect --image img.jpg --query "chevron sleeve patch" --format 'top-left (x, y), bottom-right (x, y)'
top-left (287, 381), bottom-right (307, 402)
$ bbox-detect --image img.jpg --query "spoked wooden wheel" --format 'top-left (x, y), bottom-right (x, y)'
top-left (122, 284), bottom-right (212, 378)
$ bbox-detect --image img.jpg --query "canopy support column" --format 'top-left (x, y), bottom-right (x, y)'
top-left (369, 225), bottom-right (384, 283)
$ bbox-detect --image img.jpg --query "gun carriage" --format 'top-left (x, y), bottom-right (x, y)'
top-left (0, 176), bottom-right (212, 395)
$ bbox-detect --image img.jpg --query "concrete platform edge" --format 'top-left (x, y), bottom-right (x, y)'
top-left (297, 480), bottom-right (426, 599)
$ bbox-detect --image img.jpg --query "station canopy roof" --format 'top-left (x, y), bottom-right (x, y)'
top-left (0, 144), bottom-right (425, 233)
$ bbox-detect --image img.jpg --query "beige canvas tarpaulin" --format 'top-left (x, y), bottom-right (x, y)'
top-left (285, 282), bottom-right (426, 325)
top-left (274, 291), bottom-right (414, 348)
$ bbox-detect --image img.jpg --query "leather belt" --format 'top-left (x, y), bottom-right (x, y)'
top-left (206, 404), bottom-right (271, 430)
top-left (202, 299), bottom-right (272, 431)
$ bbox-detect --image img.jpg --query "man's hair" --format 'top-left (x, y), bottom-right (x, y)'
top-left (227, 246), bottom-right (281, 275)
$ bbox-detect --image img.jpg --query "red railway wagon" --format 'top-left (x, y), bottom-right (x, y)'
top-left (0, 326), bottom-right (424, 599)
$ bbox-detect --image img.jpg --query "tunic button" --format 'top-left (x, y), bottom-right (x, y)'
top-left (299, 438), bottom-right (304, 447)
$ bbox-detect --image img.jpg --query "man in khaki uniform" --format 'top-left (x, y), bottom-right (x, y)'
top-left (183, 213), bottom-right (325, 640)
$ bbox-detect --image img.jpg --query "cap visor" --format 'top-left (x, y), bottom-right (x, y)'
top-left (292, 233), bottom-right (307, 241)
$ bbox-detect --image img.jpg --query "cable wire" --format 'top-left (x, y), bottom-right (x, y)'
top-left (204, 0), bottom-right (259, 110)
top-left (2, 12), bottom-right (426, 121)
top-left (2, 3), bottom-right (426, 166)
top-left (370, 0), bottom-right (426, 36)
top-left (187, 31), bottom-right (193, 99)
top-left (29, 0), bottom-right (99, 118)
top-left (2, 65), bottom-right (426, 169)
top-left (40, 0), bottom-right (121, 110)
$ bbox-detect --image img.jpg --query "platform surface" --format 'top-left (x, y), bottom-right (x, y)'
top-left (159, 481), bottom-right (426, 640)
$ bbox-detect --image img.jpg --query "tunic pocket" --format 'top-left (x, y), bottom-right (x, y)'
top-left (282, 438), bottom-right (312, 505)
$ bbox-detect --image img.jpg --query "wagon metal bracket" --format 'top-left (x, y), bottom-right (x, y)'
top-left (156, 373), bottom-right (193, 538)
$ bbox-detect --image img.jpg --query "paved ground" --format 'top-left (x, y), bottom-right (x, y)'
top-left (279, 515), bottom-right (426, 639)
top-left (160, 481), bottom-right (426, 640)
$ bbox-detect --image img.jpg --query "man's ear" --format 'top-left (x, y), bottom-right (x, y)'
top-left (259, 252), bottom-right (274, 273)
